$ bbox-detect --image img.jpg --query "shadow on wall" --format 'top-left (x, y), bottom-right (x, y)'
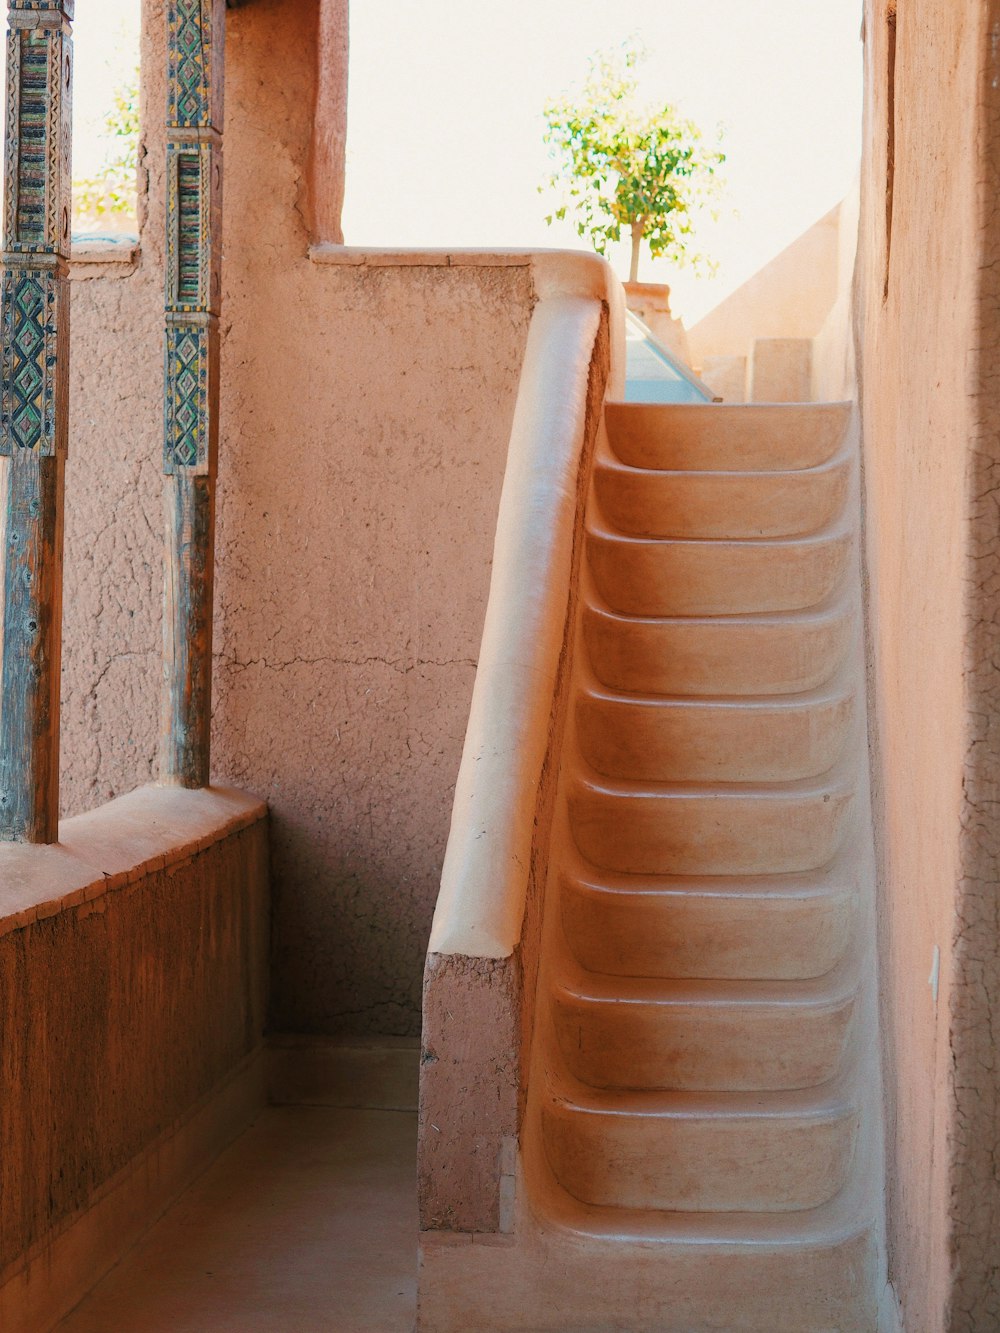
top-left (55, 0), bottom-right (537, 1040)
top-left (686, 201), bottom-right (856, 403)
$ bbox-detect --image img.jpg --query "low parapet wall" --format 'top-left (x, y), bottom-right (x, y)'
top-left (419, 252), bottom-right (620, 1237)
top-left (0, 785), bottom-right (269, 1332)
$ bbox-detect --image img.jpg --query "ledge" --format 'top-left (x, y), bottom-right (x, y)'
top-left (421, 249), bottom-right (624, 961)
top-left (0, 784), bottom-right (267, 938)
top-left (308, 247), bottom-right (627, 336)
top-left (309, 245), bottom-right (536, 268)
top-left (70, 236), bottom-right (140, 279)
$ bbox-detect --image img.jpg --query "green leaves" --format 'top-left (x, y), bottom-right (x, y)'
top-left (73, 67), bottom-right (141, 229)
top-left (541, 44), bottom-right (725, 279)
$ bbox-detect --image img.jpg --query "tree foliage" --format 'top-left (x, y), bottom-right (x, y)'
top-left (541, 46), bottom-right (724, 282)
top-left (73, 70), bottom-right (140, 231)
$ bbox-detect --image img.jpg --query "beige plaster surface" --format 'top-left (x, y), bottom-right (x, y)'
top-left (428, 290), bottom-right (609, 961)
top-left (956, 9), bottom-right (1000, 1315)
top-left (748, 337), bottom-right (813, 403)
top-left (698, 353), bottom-right (746, 403)
top-left (52, 0), bottom-right (535, 1038)
top-left (856, 0), bottom-right (1000, 1325)
top-left (213, 245), bottom-right (530, 1035)
top-left (688, 205), bottom-right (841, 366)
top-left (58, 1107), bottom-right (418, 1333)
top-left (812, 179), bottom-right (860, 403)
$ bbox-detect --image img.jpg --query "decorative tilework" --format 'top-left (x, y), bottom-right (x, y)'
top-left (165, 0), bottom-right (222, 474)
top-left (0, 268), bottom-right (66, 457)
top-left (0, 268), bottom-right (57, 452)
top-left (160, 0), bottom-right (223, 784)
top-left (0, 3), bottom-right (71, 456)
top-left (3, 9), bottom-right (71, 255)
top-left (164, 322), bottom-right (209, 472)
top-left (168, 0), bottom-right (218, 129)
top-left (0, 1), bottom-right (73, 842)
top-left (13, 32), bottom-right (47, 241)
top-left (166, 142), bottom-right (218, 314)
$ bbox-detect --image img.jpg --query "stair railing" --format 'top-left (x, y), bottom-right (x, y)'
top-left (420, 249), bottom-right (624, 1236)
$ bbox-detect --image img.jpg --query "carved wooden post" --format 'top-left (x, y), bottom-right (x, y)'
top-left (0, 0), bottom-right (72, 843)
top-left (161, 0), bottom-right (225, 787)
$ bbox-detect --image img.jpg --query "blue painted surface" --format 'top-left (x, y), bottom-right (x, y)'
top-left (624, 311), bottom-right (715, 404)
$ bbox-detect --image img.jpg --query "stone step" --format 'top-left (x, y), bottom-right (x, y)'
top-left (582, 598), bottom-right (852, 697)
top-left (550, 964), bottom-right (858, 1092)
top-left (593, 450), bottom-right (850, 540)
top-left (541, 1076), bottom-right (859, 1212)
top-left (567, 771), bottom-right (854, 877)
top-left (575, 683), bottom-right (853, 783)
top-left (586, 524), bottom-right (851, 618)
top-left (559, 860), bottom-right (856, 981)
top-left (604, 401), bottom-right (851, 472)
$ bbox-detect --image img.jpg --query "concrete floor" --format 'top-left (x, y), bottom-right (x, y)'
top-left (58, 1107), bottom-right (418, 1332)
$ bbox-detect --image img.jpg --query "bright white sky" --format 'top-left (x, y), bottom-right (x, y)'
top-left (72, 0), bottom-right (862, 326)
top-left (343, 1), bottom-right (863, 323)
top-left (73, 0), bottom-right (140, 177)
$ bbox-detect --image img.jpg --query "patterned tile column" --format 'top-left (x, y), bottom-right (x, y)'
top-left (0, 0), bottom-right (72, 842)
top-left (162, 0), bottom-right (225, 787)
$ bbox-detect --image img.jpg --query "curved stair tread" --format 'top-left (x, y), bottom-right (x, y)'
top-left (558, 852), bottom-right (859, 981)
top-left (550, 955), bottom-right (861, 1092)
top-left (593, 449), bottom-right (851, 540)
top-left (586, 522), bottom-right (853, 617)
top-left (581, 594), bottom-right (854, 696)
top-left (575, 681), bottom-right (855, 783)
top-left (541, 1074), bottom-right (861, 1212)
top-left (604, 400), bottom-right (852, 472)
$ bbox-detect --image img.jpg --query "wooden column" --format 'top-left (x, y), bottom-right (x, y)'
top-left (161, 0), bottom-right (225, 787)
top-left (0, 0), bottom-right (73, 843)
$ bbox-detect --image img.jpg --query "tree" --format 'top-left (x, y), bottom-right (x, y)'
top-left (541, 46), bottom-right (724, 284)
top-left (73, 70), bottom-right (140, 233)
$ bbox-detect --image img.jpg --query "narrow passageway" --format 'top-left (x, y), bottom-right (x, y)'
top-left (57, 1108), bottom-right (418, 1332)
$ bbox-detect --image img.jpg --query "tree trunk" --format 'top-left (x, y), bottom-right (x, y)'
top-left (629, 220), bottom-right (644, 283)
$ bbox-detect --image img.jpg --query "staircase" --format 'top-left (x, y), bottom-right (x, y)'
top-left (521, 401), bottom-right (881, 1330)
top-left (420, 397), bottom-right (883, 1331)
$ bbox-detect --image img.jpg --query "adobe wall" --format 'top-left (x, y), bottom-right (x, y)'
top-left (811, 179), bottom-right (859, 402)
top-left (57, 0), bottom-right (533, 1036)
top-left (687, 205), bottom-right (841, 367)
top-left (857, 0), bottom-right (1000, 1325)
top-left (950, 2), bottom-right (1000, 1319)
top-left (0, 786), bottom-right (268, 1330)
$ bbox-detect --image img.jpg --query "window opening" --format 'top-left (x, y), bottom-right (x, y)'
top-left (71, 0), bottom-right (141, 239)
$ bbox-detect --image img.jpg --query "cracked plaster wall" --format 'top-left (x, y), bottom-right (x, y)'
top-left (858, 1), bottom-right (1000, 1325)
top-left (53, 0), bottom-right (533, 1037)
top-left (59, 6), bottom-right (170, 818)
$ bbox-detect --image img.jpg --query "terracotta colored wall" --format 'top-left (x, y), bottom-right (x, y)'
top-left (57, 0), bottom-right (533, 1037)
top-left (59, 0), bottom-right (169, 813)
top-left (950, 3), bottom-right (1000, 1319)
top-left (0, 790), bottom-right (268, 1278)
top-left (857, 1), bottom-right (1000, 1325)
